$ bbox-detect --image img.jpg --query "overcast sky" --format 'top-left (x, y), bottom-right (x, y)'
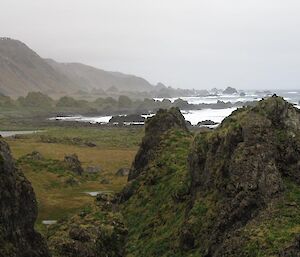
top-left (1, 0), bottom-right (300, 90)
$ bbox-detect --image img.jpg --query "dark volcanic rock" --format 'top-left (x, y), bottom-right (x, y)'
top-left (197, 120), bottom-right (219, 126)
top-left (223, 86), bottom-right (238, 94)
top-left (109, 114), bottom-right (145, 124)
top-left (64, 154), bottom-right (84, 175)
top-left (0, 139), bottom-right (50, 257)
top-left (128, 107), bottom-right (188, 181)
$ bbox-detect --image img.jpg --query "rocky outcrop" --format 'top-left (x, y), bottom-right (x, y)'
top-left (185, 96), bottom-right (300, 256)
top-left (223, 86), bottom-right (238, 94)
top-left (128, 107), bottom-right (188, 181)
top-left (0, 139), bottom-right (50, 257)
top-left (109, 114), bottom-right (145, 124)
top-left (197, 120), bottom-right (219, 126)
top-left (121, 96), bottom-right (300, 256)
top-left (64, 154), bottom-right (84, 175)
top-left (48, 193), bottom-right (127, 257)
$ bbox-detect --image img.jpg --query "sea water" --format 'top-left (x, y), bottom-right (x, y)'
top-left (50, 90), bottom-right (300, 126)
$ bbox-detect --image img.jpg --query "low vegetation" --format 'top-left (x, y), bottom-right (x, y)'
top-left (4, 127), bottom-right (143, 233)
top-left (2, 96), bottom-right (300, 256)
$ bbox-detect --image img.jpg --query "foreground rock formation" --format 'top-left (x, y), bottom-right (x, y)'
top-left (186, 96), bottom-right (300, 256)
top-left (121, 96), bottom-right (300, 256)
top-left (128, 107), bottom-right (188, 181)
top-left (0, 139), bottom-right (50, 257)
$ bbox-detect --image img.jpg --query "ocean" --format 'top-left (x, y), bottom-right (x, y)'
top-left (51, 90), bottom-right (300, 126)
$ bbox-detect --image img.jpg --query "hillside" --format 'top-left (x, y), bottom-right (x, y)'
top-left (0, 38), bottom-right (78, 97)
top-left (0, 38), bottom-right (154, 97)
top-left (45, 59), bottom-right (154, 93)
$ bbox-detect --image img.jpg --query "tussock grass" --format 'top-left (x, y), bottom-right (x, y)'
top-left (5, 127), bottom-right (142, 231)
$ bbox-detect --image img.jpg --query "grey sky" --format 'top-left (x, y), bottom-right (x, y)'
top-left (1, 0), bottom-right (300, 90)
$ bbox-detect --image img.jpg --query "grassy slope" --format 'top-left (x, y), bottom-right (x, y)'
top-left (240, 179), bottom-right (300, 257)
top-left (123, 129), bottom-right (193, 257)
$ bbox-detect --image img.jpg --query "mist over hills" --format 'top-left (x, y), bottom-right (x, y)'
top-left (0, 38), bottom-right (156, 97)
top-left (0, 38), bottom-right (78, 96)
top-left (45, 59), bottom-right (154, 93)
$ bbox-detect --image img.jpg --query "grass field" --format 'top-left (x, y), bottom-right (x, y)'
top-left (4, 126), bottom-right (143, 231)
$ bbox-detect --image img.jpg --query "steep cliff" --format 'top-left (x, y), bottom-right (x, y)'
top-left (0, 139), bottom-right (50, 257)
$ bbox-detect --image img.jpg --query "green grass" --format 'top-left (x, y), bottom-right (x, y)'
top-left (4, 126), bottom-right (142, 232)
top-left (241, 179), bottom-right (300, 256)
top-left (123, 129), bottom-right (193, 257)
top-left (37, 126), bottom-right (144, 149)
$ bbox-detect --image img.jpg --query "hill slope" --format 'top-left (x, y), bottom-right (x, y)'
top-left (0, 37), bottom-right (155, 97)
top-left (0, 38), bottom-right (78, 97)
top-left (45, 59), bottom-right (154, 92)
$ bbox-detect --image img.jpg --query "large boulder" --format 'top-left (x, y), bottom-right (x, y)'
top-left (0, 139), bottom-right (50, 257)
top-left (197, 120), bottom-right (219, 126)
top-left (64, 154), bottom-right (84, 175)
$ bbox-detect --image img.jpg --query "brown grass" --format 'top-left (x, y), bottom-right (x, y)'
top-left (5, 132), bottom-right (138, 226)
